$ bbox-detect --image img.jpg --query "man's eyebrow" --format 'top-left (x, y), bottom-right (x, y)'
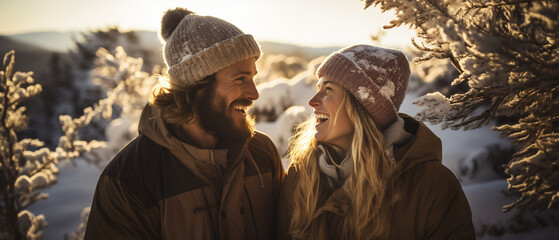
top-left (231, 70), bottom-right (257, 77)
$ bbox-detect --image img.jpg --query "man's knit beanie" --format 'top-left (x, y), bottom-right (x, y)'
top-left (160, 8), bottom-right (261, 87)
top-left (316, 45), bottom-right (411, 130)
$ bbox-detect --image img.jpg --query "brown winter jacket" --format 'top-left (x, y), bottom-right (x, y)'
top-left (84, 105), bottom-right (285, 240)
top-left (277, 114), bottom-right (476, 240)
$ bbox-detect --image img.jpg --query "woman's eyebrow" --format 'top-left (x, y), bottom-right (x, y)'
top-left (316, 80), bottom-right (335, 88)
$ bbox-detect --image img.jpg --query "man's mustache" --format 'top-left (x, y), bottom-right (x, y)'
top-left (231, 98), bottom-right (253, 108)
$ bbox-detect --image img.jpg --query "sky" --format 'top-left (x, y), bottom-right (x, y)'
top-left (0, 0), bottom-right (415, 48)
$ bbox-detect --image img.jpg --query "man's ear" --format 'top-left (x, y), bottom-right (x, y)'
top-left (194, 83), bottom-right (210, 100)
top-left (191, 74), bottom-right (216, 102)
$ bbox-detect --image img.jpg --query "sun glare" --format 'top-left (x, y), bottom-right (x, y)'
top-left (0, 0), bottom-right (414, 48)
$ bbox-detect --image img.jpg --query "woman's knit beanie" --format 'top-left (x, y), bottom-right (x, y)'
top-left (316, 45), bottom-right (411, 130)
top-left (160, 8), bottom-right (261, 87)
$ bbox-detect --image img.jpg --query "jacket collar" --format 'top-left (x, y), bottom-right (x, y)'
top-left (394, 113), bottom-right (442, 176)
top-left (315, 113), bottom-right (442, 216)
top-left (138, 104), bottom-right (240, 181)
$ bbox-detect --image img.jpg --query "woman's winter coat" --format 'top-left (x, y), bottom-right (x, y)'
top-left (277, 114), bottom-right (476, 240)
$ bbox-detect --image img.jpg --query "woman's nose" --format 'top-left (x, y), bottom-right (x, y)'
top-left (308, 92), bottom-right (321, 107)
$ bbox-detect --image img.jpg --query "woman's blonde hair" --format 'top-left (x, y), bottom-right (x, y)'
top-left (287, 90), bottom-right (403, 239)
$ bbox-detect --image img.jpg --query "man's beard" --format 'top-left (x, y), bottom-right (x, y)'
top-left (197, 86), bottom-right (255, 146)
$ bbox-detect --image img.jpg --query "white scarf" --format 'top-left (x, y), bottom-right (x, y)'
top-left (318, 116), bottom-right (413, 189)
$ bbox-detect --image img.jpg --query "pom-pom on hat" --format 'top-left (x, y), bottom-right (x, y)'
top-left (160, 8), bottom-right (261, 87)
top-left (316, 45), bottom-right (411, 130)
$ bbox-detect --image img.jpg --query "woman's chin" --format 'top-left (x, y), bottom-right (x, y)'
top-left (314, 132), bottom-right (325, 142)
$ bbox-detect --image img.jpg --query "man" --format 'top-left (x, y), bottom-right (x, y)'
top-left (85, 7), bottom-right (285, 240)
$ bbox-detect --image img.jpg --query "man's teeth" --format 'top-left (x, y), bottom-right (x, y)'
top-left (234, 106), bottom-right (248, 113)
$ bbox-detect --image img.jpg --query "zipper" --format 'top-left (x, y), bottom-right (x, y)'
top-left (244, 185), bottom-right (259, 239)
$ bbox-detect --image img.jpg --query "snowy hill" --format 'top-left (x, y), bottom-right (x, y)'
top-left (0, 35), bottom-right (55, 72)
top-left (260, 41), bottom-right (341, 60)
top-left (5, 31), bottom-right (79, 52)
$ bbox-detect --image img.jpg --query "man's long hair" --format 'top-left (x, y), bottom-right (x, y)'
top-left (287, 90), bottom-right (403, 239)
top-left (149, 74), bottom-right (214, 125)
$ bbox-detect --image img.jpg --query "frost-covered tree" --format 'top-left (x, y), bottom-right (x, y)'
top-left (253, 56), bottom-right (325, 162)
top-left (72, 28), bottom-right (155, 72)
top-left (63, 47), bottom-right (157, 240)
top-left (408, 56), bottom-right (467, 97)
top-left (70, 28), bottom-right (159, 142)
top-left (64, 207), bottom-right (89, 240)
top-left (363, 0), bottom-right (559, 211)
top-left (253, 56), bottom-right (324, 122)
top-left (255, 54), bottom-right (307, 84)
top-left (85, 46), bottom-right (158, 164)
top-left (0, 51), bottom-right (106, 239)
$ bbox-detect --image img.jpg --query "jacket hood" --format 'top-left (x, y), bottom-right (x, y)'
top-left (394, 113), bottom-right (442, 175)
top-left (138, 104), bottom-right (233, 184)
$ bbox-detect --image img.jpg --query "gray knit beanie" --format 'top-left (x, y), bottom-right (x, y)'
top-left (160, 8), bottom-right (261, 87)
top-left (316, 45), bottom-right (410, 130)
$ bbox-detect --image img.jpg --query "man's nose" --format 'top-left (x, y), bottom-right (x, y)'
top-left (244, 80), bottom-right (259, 100)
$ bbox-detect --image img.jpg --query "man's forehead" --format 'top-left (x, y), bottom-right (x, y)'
top-left (221, 57), bottom-right (256, 73)
top-left (227, 64), bottom-right (257, 76)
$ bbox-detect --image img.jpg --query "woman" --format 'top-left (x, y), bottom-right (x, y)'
top-left (277, 45), bottom-right (476, 239)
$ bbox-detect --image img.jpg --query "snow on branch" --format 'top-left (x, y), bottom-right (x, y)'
top-left (0, 48), bottom-right (122, 239)
top-left (363, 0), bottom-right (559, 211)
top-left (64, 47), bottom-right (157, 239)
top-left (1, 45), bottom-right (157, 239)
top-left (83, 46), bottom-right (157, 164)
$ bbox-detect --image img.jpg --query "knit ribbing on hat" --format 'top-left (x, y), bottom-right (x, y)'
top-left (167, 34), bottom-right (260, 87)
top-left (316, 45), bottom-right (411, 130)
top-left (162, 14), bottom-right (261, 87)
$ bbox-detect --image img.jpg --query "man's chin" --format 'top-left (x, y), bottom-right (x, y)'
top-left (233, 111), bottom-right (255, 129)
top-left (234, 119), bottom-right (255, 139)
top-left (216, 117), bottom-right (255, 146)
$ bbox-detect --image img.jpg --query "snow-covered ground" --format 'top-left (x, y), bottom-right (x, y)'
top-left (26, 160), bottom-right (100, 239)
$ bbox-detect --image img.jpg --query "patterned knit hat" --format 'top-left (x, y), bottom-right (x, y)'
top-left (316, 45), bottom-right (410, 130)
top-left (160, 8), bottom-right (261, 87)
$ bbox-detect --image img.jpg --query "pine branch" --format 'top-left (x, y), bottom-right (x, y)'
top-left (363, 0), bottom-right (559, 212)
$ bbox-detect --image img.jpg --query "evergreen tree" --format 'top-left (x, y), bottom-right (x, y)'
top-left (69, 28), bottom-right (158, 142)
top-left (363, 0), bottom-right (558, 211)
top-left (0, 51), bottom-right (107, 239)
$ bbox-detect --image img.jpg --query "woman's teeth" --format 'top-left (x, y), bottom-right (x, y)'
top-left (315, 114), bottom-right (329, 123)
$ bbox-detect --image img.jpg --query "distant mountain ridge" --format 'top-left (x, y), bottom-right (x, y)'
top-left (4, 31), bottom-right (79, 52)
top-left (2, 31), bottom-right (341, 59)
top-left (259, 41), bottom-right (340, 60)
top-left (0, 36), bottom-right (55, 73)
top-left (0, 36), bottom-right (47, 53)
